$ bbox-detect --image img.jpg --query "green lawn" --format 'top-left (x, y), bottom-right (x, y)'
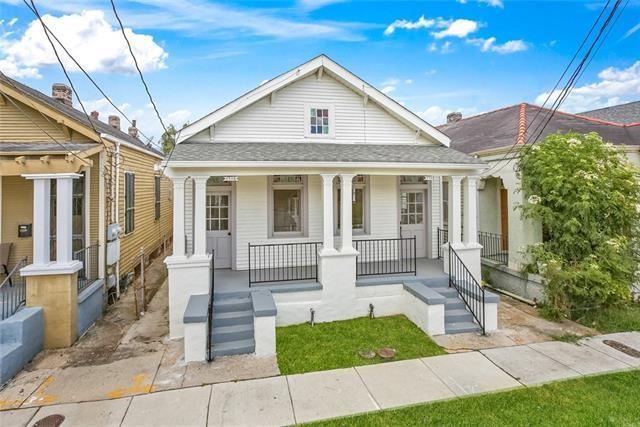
top-left (309, 370), bottom-right (640, 426)
top-left (276, 315), bottom-right (445, 375)
top-left (577, 303), bottom-right (640, 333)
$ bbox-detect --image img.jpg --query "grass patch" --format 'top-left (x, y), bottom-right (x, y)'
top-left (577, 302), bottom-right (640, 333)
top-left (550, 332), bottom-right (589, 344)
top-left (276, 315), bottom-right (445, 375)
top-left (308, 370), bottom-right (640, 426)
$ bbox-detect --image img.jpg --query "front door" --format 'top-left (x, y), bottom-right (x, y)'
top-left (206, 191), bottom-right (231, 268)
top-left (400, 190), bottom-right (427, 258)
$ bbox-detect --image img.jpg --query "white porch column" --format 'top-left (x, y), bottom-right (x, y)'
top-left (30, 177), bottom-right (51, 265)
top-left (55, 175), bottom-right (76, 265)
top-left (320, 174), bottom-right (337, 254)
top-left (463, 176), bottom-right (479, 245)
top-left (172, 179), bottom-right (186, 257)
top-left (448, 176), bottom-right (463, 245)
top-left (339, 173), bottom-right (357, 254)
top-left (193, 176), bottom-right (208, 256)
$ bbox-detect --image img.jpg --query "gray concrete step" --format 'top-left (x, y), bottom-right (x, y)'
top-left (429, 287), bottom-right (458, 298)
top-left (445, 321), bottom-right (481, 334)
top-left (445, 308), bottom-right (474, 323)
top-left (214, 291), bottom-right (251, 300)
top-left (213, 310), bottom-right (253, 327)
top-left (212, 338), bottom-right (256, 357)
top-left (421, 275), bottom-right (449, 288)
top-left (212, 323), bottom-right (254, 343)
top-left (444, 298), bottom-right (466, 310)
top-left (214, 297), bottom-right (252, 313)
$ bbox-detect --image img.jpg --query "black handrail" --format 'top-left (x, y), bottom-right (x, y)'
top-left (0, 257), bottom-right (28, 320)
top-left (355, 237), bottom-right (416, 277)
top-left (73, 242), bottom-right (100, 294)
top-left (448, 245), bottom-right (485, 335)
top-left (437, 227), bottom-right (448, 259)
top-left (478, 231), bottom-right (508, 264)
top-left (206, 250), bottom-right (215, 362)
top-left (248, 242), bottom-right (320, 286)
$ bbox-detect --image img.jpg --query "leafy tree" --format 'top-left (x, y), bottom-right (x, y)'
top-left (519, 132), bottom-right (640, 319)
top-left (160, 123), bottom-right (188, 154)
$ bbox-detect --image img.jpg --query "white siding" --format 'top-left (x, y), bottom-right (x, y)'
top-left (430, 176), bottom-right (442, 258)
top-left (184, 178), bottom-right (194, 255)
top-left (189, 74), bottom-right (434, 145)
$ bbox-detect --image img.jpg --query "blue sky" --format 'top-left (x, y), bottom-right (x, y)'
top-left (0, 0), bottom-right (638, 142)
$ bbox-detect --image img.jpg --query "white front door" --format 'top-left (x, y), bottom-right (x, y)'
top-left (206, 191), bottom-right (231, 268)
top-left (400, 190), bottom-right (427, 258)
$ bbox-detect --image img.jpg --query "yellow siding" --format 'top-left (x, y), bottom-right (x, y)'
top-left (88, 153), bottom-right (100, 246)
top-left (117, 145), bottom-right (172, 276)
top-left (1, 176), bottom-right (33, 268)
top-left (0, 97), bottom-right (86, 142)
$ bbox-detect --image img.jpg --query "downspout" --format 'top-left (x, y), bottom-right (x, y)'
top-left (113, 141), bottom-right (121, 297)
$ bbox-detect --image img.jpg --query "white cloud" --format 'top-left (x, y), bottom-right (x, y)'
top-left (404, 79), bottom-right (413, 84)
top-left (478, 0), bottom-right (504, 8)
top-left (428, 41), bottom-right (454, 54)
top-left (381, 85), bottom-right (396, 94)
top-left (431, 19), bottom-right (479, 39)
top-left (7, 18), bottom-right (18, 27)
top-left (624, 23), bottom-right (640, 39)
top-left (534, 61), bottom-right (640, 112)
top-left (0, 58), bottom-right (40, 78)
top-left (419, 105), bottom-right (478, 125)
top-left (467, 37), bottom-right (528, 53)
top-left (381, 77), bottom-right (400, 86)
top-left (166, 109), bottom-right (192, 126)
top-left (298, 0), bottom-right (345, 10)
top-left (384, 15), bottom-right (437, 36)
top-left (425, 69), bottom-right (437, 75)
top-left (0, 10), bottom-right (168, 78)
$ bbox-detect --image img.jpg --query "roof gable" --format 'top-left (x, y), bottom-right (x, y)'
top-left (177, 55), bottom-right (450, 146)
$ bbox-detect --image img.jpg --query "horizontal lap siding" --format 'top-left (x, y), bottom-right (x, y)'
top-left (190, 74), bottom-right (433, 145)
top-left (118, 145), bottom-right (172, 276)
top-left (88, 154), bottom-right (100, 246)
top-left (0, 98), bottom-right (87, 141)
top-left (1, 176), bottom-right (33, 268)
top-left (430, 177), bottom-right (442, 258)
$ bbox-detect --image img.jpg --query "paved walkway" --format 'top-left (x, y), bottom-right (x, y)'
top-left (2, 332), bottom-right (639, 426)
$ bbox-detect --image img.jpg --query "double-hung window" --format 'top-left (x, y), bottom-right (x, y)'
top-left (125, 172), bottom-right (135, 234)
top-left (270, 175), bottom-right (306, 237)
top-left (154, 176), bottom-right (161, 221)
top-left (335, 175), bottom-right (368, 234)
top-left (306, 106), bottom-right (334, 138)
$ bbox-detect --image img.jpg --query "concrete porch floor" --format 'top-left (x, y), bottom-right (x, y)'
top-left (214, 258), bottom-right (446, 293)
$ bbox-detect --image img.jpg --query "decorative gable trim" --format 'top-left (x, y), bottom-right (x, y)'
top-left (176, 55), bottom-right (450, 147)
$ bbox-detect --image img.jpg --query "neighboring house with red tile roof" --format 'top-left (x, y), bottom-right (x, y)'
top-left (436, 102), bottom-right (640, 301)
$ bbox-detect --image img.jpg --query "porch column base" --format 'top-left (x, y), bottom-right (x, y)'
top-left (165, 254), bottom-right (211, 339)
top-left (23, 267), bottom-right (81, 349)
top-left (442, 242), bottom-right (482, 283)
top-left (317, 250), bottom-right (357, 322)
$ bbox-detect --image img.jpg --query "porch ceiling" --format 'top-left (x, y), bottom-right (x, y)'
top-left (169, 142), bottom-right (486, 166)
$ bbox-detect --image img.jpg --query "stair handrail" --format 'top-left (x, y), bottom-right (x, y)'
top-left (448, 245), bottom-right (486, 335)
top-left (206, 250), bottom-right (215, 362)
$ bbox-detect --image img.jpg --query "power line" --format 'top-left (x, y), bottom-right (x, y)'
top-left (20, 0), bottom-right (159, 149)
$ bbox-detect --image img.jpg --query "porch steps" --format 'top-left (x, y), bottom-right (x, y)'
top-left (211, 293), bottom-right (255, 357)
top-left (421, 274), bottom-right (482, 335)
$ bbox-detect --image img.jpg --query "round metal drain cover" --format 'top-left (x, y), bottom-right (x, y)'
top-left (33, 414), bottom-right (65, 427)
top-left (603, 340), bottom-right (640, 358)
top-left (378, 347), bottom-right (396, 359)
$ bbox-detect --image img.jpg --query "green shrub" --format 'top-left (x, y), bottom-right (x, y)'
top-left (519, 132), bottom-right (640, 319)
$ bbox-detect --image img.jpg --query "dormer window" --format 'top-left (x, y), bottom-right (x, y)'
top-left (306, 105), bottom-right (334, 138)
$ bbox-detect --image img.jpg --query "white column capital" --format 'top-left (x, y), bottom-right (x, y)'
top-left (192, 176), bottom-right (208, 187)
top-left (173, 178), bottom-right (186, 190)
top-left (320, 173), bottom-right (337, 185)
top-left (22, 173), bottom-right (82, 181)
top-left (465, 175), bottom-right (481, 185)
top-left (449, 175), bottom-right (464, 185)
top-left (338, 173), bottom-right (357, 180)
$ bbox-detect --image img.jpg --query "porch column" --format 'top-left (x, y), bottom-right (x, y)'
top-left (320, 174), bottom-right (337, 254)
top-left (55, 175), bottom-right (76, 265)
top-left (31, 176), bottom-right (51, 265)
top-left (193, 176), bottom-right (208, 257)
top-left (463, 176), bottom-right (479, 245)
top-left (339, 173), bottom-right (357, 254)
top-left (448, 176), bottom-right (463, 245)
top-left (172, 179), bottom-right (186, 257)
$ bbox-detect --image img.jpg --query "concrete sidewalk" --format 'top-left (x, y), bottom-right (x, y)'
top-left (2, 331), bottom-right (639, 426)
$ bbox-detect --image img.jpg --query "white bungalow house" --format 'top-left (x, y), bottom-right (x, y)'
top-left (163, 55), bottom-right (498, 361)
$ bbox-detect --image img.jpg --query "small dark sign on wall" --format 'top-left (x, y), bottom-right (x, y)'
top-left (18, 224), bottom-right (32, 238)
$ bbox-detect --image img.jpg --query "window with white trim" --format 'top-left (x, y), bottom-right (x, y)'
top-left (305, 106), bottom-right (333, 138)
top-left (334, 175), bottom-right (368, 234)
top-left (154, 176), bottom-right (161, 221)
top-left (125, 172), bottom-right (135, 234)
top-left (270, 175), bottom-right (306, 236)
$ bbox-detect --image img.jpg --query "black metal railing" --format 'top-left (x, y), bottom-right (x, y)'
top-left (0, 257), bottom-right (28, 321)
top-left (355, 237), bottom-right (416, 277)
top-left (74, 243), bottom-right (100, 294)
top-left (207, 250), bottom-right (215, 362)
top-left (437, 227), bottom-right (448, 259)
top-left (248, 242), bottom-right (320, 286)
top-left (448, 245), bottom-right (485, 335)
top-left (478, 231), bottom-right (508, 264)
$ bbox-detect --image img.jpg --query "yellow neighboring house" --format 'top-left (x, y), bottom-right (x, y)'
top-left (0, 74), bottom-right (172, 319)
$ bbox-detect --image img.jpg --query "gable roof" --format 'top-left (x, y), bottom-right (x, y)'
top-left (438, 102), bottom-right (640, 155)
top-left (0, 73), bottom-right (163, 158)
top-left (579, 101), bottom-right (640, 125)
top-left (176, 54), bottom-right (450, 146)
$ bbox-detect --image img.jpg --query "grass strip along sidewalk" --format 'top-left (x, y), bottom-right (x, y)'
top-left (276, 315), bottom-right (445, 375)
top-left (309, 369), bottom-right (640, 426)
